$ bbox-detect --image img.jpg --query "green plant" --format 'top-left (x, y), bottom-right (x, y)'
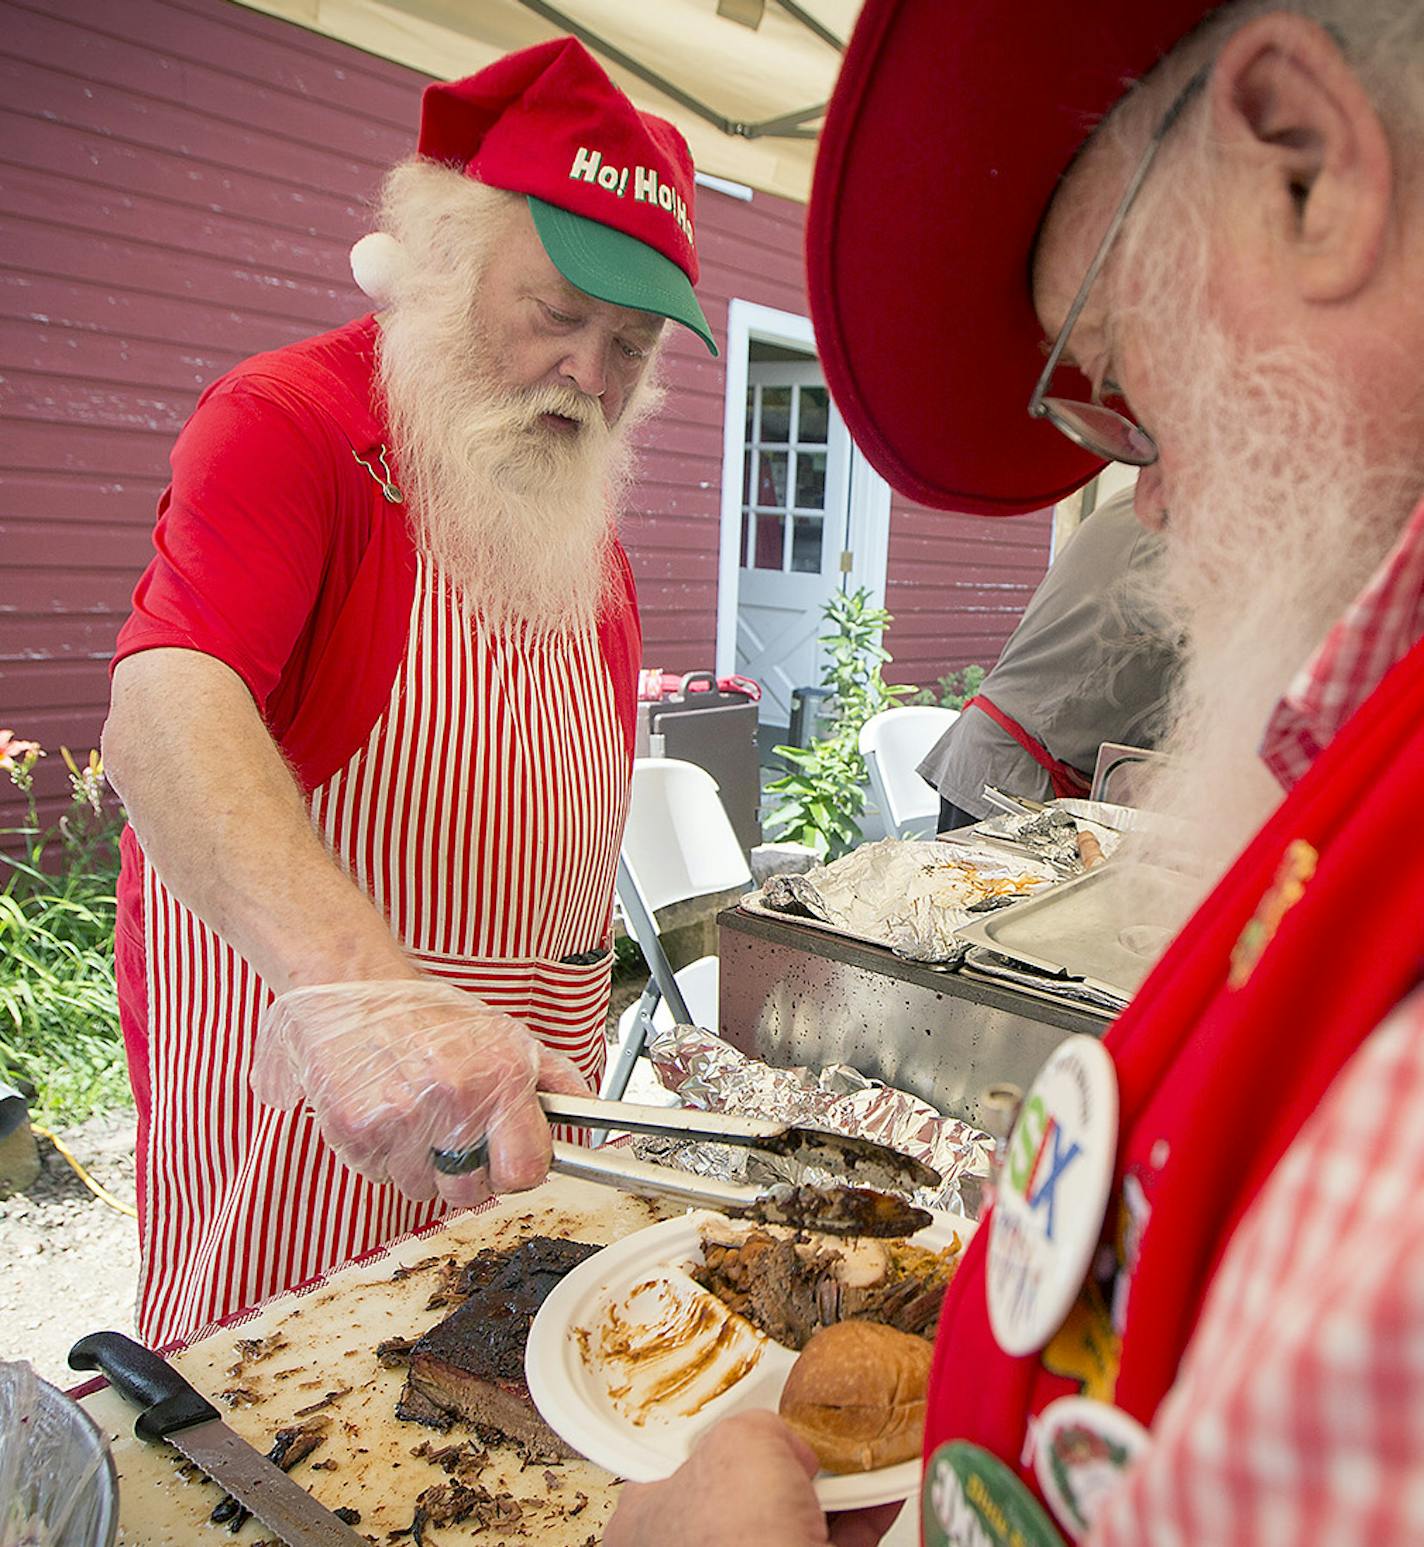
top-left (764, 588), bottom-right (914, 859)
top-left (612, 934), bottom-right (647, 973)
top-left (0, 733), bottom-right (129, 1126)
top-left (910, 664), bottom-right (987, 712)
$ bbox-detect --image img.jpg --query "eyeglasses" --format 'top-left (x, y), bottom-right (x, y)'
top-left (1027, 68), bottom-right (1209, 467)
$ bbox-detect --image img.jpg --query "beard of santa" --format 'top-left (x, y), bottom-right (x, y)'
top-left (1110, 145), bottom-right (1418, 920)
top-left (374, 160), bottom-right (664, 637)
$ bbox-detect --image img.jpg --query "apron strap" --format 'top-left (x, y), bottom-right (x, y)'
top-left (963, 694), bottom-right (1093, 798)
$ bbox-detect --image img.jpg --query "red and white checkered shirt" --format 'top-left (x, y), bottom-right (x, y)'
top-left (1089, 499), bottom-right (1424, 1547)
top-left (1259, 497), bottom-right (1424, 789)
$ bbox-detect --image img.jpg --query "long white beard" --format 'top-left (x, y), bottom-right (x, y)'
top-left (1121, 320), bottom-right (1413, 914)
top-left (378, 303), bottom-right (648, 638)
top-left (370, 161), bottom-right (667, 637)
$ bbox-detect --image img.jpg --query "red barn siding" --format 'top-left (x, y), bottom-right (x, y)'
top-left (1, 0), bottom-right (419, 834)
top-left (882, 503), bottom-right (1055, 692)
top-left (1, 0), bottom-right (1051, 838)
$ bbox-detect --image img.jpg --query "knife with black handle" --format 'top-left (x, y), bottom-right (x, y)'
top-left (70, 1331), bottom-right (364, 1545)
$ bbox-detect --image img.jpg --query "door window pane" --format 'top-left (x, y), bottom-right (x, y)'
top-left (740, 372), bottom-right (838, 577)
top-left (795, 451), bottom-right (827, 510)
top-left (790, 516), bottom-right (824, 573)
top-left (754, 511), bottom-right (785, 570)
top-left (797, 386), bottom-right (829, 443)
top-left (757, 450), bottom-right (788, 507)
top-left (760, 386), bottom-right (792, 442)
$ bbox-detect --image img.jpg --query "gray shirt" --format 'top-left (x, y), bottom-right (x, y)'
top-left (917, 490), bottom-right (1175, 816)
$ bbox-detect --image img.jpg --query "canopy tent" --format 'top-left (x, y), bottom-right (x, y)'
top-left (230, 0), bottom-right (862, 203)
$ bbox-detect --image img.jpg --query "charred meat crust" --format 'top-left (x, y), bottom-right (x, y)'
top-left (396, 1237), bottom-right (601, 1457)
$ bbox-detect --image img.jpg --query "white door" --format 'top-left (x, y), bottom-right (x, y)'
top-left (734, 360), bottom-right (851, 727)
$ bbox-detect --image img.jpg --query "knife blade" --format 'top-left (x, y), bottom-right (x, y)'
top-left (69, 1331), bottom-right (365, 1546)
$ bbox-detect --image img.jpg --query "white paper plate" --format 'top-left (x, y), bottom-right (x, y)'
top-left (525, 1209), bottom-right (974, 1510)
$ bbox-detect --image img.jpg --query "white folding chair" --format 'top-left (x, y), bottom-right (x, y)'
top-left (602, 758), bottom-right (752, 1103)
top-left (859, 706), bottom-right (961, 839)
top-left (611, 957), bottom-right (721, 1107)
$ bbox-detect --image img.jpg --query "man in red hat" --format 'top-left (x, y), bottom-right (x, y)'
top-left (100, 37), bottom-right (716, 1348)
top-left (607, 1), bottom-right (1424, 1543)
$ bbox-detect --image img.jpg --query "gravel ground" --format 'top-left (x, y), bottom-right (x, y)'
top-left (0, 1110), bottom-right (141, 1386)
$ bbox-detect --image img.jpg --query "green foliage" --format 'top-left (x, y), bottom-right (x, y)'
top-left (0, 737), bottom-right (129, 1126)
top-left (613, 934), bottom-right (647, 973)
top-left (909, 664), bottom-right (987, 712)
top-left (763, 735), bottom-right (867, 857)
top-left (764, 588), bottom-right (914, 859)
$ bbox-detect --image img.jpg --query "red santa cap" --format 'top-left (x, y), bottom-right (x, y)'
top-left (353, 37), bottom-right (716, 355)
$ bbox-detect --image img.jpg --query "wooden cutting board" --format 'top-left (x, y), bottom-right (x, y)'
top-left (80, 1177), bottom-right (675, 1545)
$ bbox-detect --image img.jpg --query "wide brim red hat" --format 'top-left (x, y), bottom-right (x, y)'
top-left (807, 0), bottom-right (1218, 516)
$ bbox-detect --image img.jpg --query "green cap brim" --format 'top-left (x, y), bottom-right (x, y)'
top-left (528, 195), bottom-right (718, 356)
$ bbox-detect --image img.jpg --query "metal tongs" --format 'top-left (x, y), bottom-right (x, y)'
top-left (432, 1093), bottom-right (941, 1238)
top-left (980, 786), bottom-right (1050, 819)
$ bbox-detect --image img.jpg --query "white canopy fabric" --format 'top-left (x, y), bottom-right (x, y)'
top-left (231, 0), bottom-right (863, 203)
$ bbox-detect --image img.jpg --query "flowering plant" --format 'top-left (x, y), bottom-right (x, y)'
top-left (0, 729), bottom-right (42, 779)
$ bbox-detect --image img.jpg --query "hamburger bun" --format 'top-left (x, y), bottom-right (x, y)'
top-left (777, 1320), bottom-right (932, 1474)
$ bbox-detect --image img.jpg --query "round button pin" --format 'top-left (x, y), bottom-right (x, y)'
top-left (1034, 1396), bottom-right (1150, 1541)
top-left (987, 1035), bottom-right (1118, 1357)
top-left (923, 1441), bottom-right (1067, 1547)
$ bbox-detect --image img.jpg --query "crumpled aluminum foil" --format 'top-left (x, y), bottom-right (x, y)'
top-left (759, 838), bottom-right (1057, 964)
top-left (970, 806), bottom-right (1126, 871)
top-left (640, 1024), bottom-right (995, 1219)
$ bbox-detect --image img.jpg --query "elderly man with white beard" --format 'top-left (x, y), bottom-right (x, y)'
top-left (99, 37), bottom-right (716, 1349)
top-left (605, 2), bottom-right (1424, 1545)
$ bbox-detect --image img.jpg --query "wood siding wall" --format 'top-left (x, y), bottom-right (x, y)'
top-left (1, 0), bottom-right (419, 832)
top-left (884, 501), bottom-right (1054, 694)
top-left (1, 0), bottom-right (1050, 834)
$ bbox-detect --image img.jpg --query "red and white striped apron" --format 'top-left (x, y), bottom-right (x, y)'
top-left (136, 558), bottom-right (628, 1348)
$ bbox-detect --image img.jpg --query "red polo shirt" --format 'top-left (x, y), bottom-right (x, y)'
top-left (113, 314), bottom-right (640, 786)
top-left (111, 314), bottom-right (641, 1129)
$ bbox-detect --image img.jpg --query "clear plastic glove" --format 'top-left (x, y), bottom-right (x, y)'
top-left (251, 978), bottom-right (591, 1206)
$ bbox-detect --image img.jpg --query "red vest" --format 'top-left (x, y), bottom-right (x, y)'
top-left (925, 633), bottom-right (1424, 1495)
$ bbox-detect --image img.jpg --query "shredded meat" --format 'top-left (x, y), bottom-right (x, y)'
top-left (375, 1335), bottom-right (419, 1368)
top-left (392, 1481), bottom-right (524, 1545)
top-left (692, 1230), bottom-right (958, 1349)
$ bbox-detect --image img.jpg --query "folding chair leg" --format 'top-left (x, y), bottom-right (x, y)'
top-left (601, 983), bottom-right (661, 1103)
top-left (616, 856), bottom-right (692, 1024)
top-left (592, 987), bottom-right (664, 1145)
top-left (599, 853), bottom-right (694, 1136)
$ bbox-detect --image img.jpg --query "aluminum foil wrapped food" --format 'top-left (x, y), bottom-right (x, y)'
top-left (758, 838), bottom-right (1058, 963)
top-left (968, 804), bottom-right (1126, 872)
top-left (640, 1024), bottom-right (994, 1219)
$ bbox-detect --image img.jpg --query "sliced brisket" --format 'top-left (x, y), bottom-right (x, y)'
top-left (397, 1236), bottom-right (600, 1460)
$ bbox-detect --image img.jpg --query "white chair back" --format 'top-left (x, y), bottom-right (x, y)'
top-left (620, 757), bottom-right (752, 923)
top-left (616, 956), bottom-right (720, 1044)
top-left (602, 760), bottom-right (749, 1105)
top-left (858, 706), bottom-right (961, 839)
